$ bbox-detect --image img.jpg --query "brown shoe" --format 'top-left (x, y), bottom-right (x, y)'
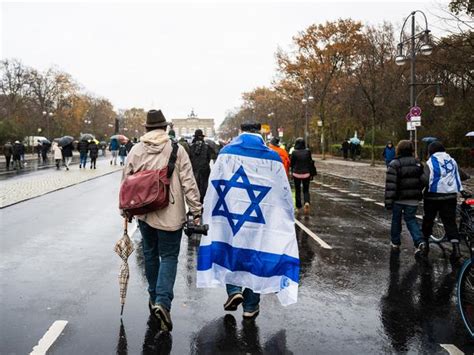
top-left (303, 202), bottom-right (310, 215)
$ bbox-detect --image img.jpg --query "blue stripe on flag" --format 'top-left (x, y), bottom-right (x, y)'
top-left (197, 241), bottom-right (300, 283)
top-left (430, 156), bottom-right (441, 193)
top-left (219, 134), bottom-right (282, 162)
top-left (454, 164), bottom-right (461, 192)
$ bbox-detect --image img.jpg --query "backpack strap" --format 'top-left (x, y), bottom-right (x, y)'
top-left (167, 141), bottom-right (179, 178)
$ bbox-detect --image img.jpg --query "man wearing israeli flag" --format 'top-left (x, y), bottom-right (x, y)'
top-left (197, 122), bottom-right (300, 319)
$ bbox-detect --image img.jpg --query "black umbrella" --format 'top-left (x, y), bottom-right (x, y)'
top-left (40, 138), bottom-right (51, 145)
top-left (59, 136), bottom-right (74, 147)
top-left (80, 133), bottom-right (95, 141)
top-left (421, 137), bottom-right (438, 143)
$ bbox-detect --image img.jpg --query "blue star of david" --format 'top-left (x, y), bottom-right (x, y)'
top-left (211, 165), bottom-right (271, 235)
top-left (441, 159), bottom-right (455, 174)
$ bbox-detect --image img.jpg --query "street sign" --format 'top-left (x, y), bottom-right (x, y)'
top-left (261, 124), bottom-right (270, 134)
top-left (406, 113), bottom-right (412, 122)
top-left (407, 122), bottom-right (416, 131)
top-left (278, 130), bottom-right (284, 137)
top-left (410, 116), bottom-right (421, 122)
top-left (410, 106), bottom-right (422, 116)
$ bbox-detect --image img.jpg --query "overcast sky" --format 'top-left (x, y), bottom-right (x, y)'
top-left (1, 1), bottom-right (448, 125)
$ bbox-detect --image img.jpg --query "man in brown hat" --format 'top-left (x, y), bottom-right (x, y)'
top-left (122, 109), bottom-right (201, 332)
top-left (190, 129), bottom-right (212, 203)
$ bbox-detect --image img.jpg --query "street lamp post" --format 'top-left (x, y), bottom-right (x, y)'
top-left (302, 87), bottom-right (314, 147)
top-left (42, 111), bottom-right (53, 139)
top-left (395, 10), bottom-right (435, 156)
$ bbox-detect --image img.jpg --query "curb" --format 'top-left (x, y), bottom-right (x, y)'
top-left (1, 169), bottom-right (122, 209)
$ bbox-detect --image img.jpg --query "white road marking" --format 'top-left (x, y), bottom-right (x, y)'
top-left (295, 220), bottom-right (332, 250)
top-left (337, 189), bottom-right (350, 193)
top-left (440, 344), bottom-right (464, 355)
top-left (349, 193), bottom-right (361, 197)
top-left (374, 202), bottom-right (385, 207)
top-left (361, 197), bottom-right (376, 202)
top-left (30, 320), bottom-right (68, 355)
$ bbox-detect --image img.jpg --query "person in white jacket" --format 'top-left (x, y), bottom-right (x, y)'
top-left (52, 141), bottom-right (63, 170)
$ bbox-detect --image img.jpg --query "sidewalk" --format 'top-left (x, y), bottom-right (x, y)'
top-left (0, 159), bottom-right (123, 208)
top-left (315, 156), bottom-right (474, 191)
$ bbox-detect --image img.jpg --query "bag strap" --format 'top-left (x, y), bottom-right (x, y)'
top-left (166, 141), bottom-right (179, 178)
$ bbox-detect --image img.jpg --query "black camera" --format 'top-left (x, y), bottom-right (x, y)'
top-left (184, 214), bottom-right (209, 237)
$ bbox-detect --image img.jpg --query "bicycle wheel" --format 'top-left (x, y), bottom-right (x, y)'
top-left (458, 258), bottom-right (474, 337)
top-left (429, 216), bottom-right (446, 243)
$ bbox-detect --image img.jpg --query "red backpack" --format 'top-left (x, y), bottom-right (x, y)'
top-left (119, 142), bottom-right (179, 217)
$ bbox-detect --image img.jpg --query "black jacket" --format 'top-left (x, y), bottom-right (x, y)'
top-left (385, 156), bottom-right (423, 208)
top-left (291, 149), bottom-right (313, 174)
top-left (78, 141), bottom-right (89, 154)
top-left (3, 143), bottom-right (13, 157)
top-left (62, 143), bottom-right (73, 157)
top-left (190, 140), bottom-right (211, 172)
top-left (89, 143), bottom-right (99, 158)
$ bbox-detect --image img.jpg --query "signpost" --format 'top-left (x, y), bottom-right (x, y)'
top-left (406, 106), bottom-right (422, 158)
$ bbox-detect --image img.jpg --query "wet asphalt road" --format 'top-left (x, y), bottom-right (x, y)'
top-left (1, 171), bottom-right (473, 354)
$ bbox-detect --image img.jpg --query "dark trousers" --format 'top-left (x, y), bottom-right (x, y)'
top-left (90, 157), bottom-right (97, 168)
top-left (422, 198), bottom-right (459, 242)
top-left (195, 168), bottom-right (210, 203)
top-left (5, 156), bottom-right (11, 170)
top-left (294, 177), bottom-right (310, 209)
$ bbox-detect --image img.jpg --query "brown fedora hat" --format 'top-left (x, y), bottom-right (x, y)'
top-left (145, 109), bottom-right (169, 128)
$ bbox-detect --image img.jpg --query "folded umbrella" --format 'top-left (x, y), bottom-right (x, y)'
top-left (114, 218), bottom-right (135, 316)
top-left (58, 136), bottom-right (74, 147)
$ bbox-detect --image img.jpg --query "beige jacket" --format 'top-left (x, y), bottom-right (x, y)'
top-left (122, 129), bottom-right (202, 231)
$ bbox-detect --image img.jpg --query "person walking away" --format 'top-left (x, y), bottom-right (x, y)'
top-left (384, 140), bottom-right (425, 257)
top-left (197, 121), bottom-right (300, 319)
top-left (125, 139), bottom-right (134, 153)
top-left (19, 141), bottom-right (26, 165)
top-left (89, 140), bottom-right (99, 169)
top-left (78, 139), bottom-right (89, 168)
top-left (109, 138), bottom-right (119, 165)
top-left (349, 142), bottom-right (356, 160)
top-left (52, 141), bottom-right (62, 169)
top-left (291, 137), bottom-right (315, 215)
top-left (269, 137), bottom-right (290, 177)
top-left (118, 143), bottom-right (128, 166)
top-left (122, 109), bottom-right (201, 332)
top-left (189, 129), bottom-right (212, 203)
top-left (41, 142), bottom-right (49, 164)
top-left (178, 137), bottom-right (191, 156)
top-left (383, 141), bottom-right (396, 166)
top-left (342, 139), bottom-right (350, 160)
top-left (35, 141), bottom-right (41, 159)
top-left (3, 141), bottom-right (13, 170)
top-left (421, 141), bottom-right (467, 261)
top-left (62, 142), bottom-right (73, 170)
top-left (12, 141), bottom-right (23, 169)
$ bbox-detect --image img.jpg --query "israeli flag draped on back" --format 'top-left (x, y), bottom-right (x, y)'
top-left (427, 152), bottom-right (463, 193)
top-left (197, 133), bottom-right (300, 306)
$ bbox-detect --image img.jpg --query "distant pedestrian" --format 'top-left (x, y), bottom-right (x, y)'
top-left (19, 142), bottom-right (26, 164)
top-left (89, 140), bottom-right (99, 169)
top-left (62, 142), bottom-right (73, 170)
top-left (35, 141), bottom-right (41, 159)
top-left (109, 138), bottom-right (119, 165)
top-left (122, 109), bottom-right (201, 332)
top-left (125, 139), bottom-right (134, 153)
top-left (3, 141), bottom-right (13, 170)
top-left (383, 141), bottom-right (396, 166)
top-left (350, 142), bottom-right (356, 160)
top-left (291, 137), bottom-right (316, 215)
top-left (384, 140), bottom-right (425, 257)
top-left (78, 139), bottom-right (89, 168)
top-left (190, 129), bottom-right (212, 203)
top-left (41, 142), bottom-right (49, 164)
top-left (52, 141), bottom-right (62, 169)
top-left (12, 140), bottom-right (23, 169)
top-left (118, 143), bottom-right (127, 166)
top-left (342, 139), bottom-right (349, 160)
top-left (178, 137), bottom-right (190, 156)
top-left (269, 137), bottom-right (290, 176)
top-left (421, 141), bottom-right (467, 261)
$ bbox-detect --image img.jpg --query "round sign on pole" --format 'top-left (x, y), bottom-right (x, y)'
top-left (410, 106), bottom-right (422, 117)
top-left (405, 113), bottom-right (412, 122)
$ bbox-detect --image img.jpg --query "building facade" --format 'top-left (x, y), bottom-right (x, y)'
top-left (171, 110), bottom-right (215, 138)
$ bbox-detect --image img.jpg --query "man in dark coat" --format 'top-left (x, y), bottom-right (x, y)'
top-left (341, 139), bottom-right (349, 160)
top-left (78, 139), bottom-right (89, 168)
top-left (384, 140), bottom-right (425, 257)
top-left (41, 142), bottom-right (49, 163)
top-left (62, 142), bottom-right (74, 170)
top-left (383, 141), bottom-right (396, 166)
top-left (88, 140), bottom-right (99, 169)
top-left (12, 141), bottom-right (23, 169)
top-left (189, 129), bottom-right (212, 203)
top-left (3, 141), bottom-right (13, 170)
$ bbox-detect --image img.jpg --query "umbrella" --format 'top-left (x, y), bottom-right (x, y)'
top-left (350, 137), bottom-right (360, 145)
top-left (421, 137), bottom-right (438, 143)
top-left (466, 131), bottom-right (474, 137)
top-left (111, 134), bottom-right (129, 144)
top-left (114, 218), bottom-right (134, 316)
top-left (58, 136), bottom-right (74, 147)
top-left (81, 133), bottom-right (95, 141)
top-left (40, 138), bottom-right (51, 145)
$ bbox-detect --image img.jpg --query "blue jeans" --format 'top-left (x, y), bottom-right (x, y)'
top-left (80, 152), bottom-right (87, 167)
top-left (391, 203), bottom-right (423, 247)
top-left (226, 284), bottom-right (260, 312)
top-left (138, 220), bottom-right (182, 311)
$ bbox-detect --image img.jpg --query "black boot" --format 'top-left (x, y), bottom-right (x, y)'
top-left (450, 242), bottom-right (461, 261)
